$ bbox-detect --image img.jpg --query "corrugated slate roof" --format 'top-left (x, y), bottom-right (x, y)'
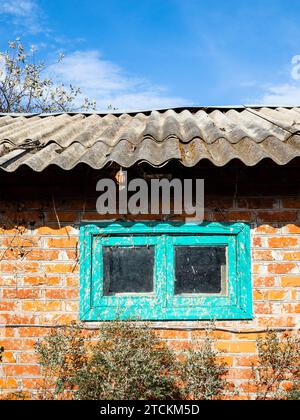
top-left (0, 106), bottom-right (299, 171)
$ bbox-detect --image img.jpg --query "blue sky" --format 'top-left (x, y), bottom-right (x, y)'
top-left (1, 0), bottom-right (300, 110)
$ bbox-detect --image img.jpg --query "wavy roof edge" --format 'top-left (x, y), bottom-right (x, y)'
top-left (0, 105), bottom-right (300, 171)
top-left (1, 104), bottom-right (300, 118)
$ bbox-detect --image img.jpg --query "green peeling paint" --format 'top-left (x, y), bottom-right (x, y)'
top-left (79, 222), bottom-right (253, 321)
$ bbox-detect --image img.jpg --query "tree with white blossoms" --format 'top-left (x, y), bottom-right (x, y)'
top-left (0, 38), bottom-right (96, 113)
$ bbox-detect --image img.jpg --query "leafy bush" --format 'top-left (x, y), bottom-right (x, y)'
top-left (252, 331), bottom-right (300, 400)
top-left (36, 322), bottom-right (182, 400)
top-left (180, 332), bottom-right (229, 400)
top-left (36, 322), bottom-right (231, 401)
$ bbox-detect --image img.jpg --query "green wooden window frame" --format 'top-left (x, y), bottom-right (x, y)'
top-left (80, 222), bottom-right (253, 321)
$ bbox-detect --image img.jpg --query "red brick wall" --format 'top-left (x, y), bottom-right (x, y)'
top-left (0, 162), bottom-right (299, 399)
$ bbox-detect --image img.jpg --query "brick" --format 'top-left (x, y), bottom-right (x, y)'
top-left (216, 356), bottom-right (233, 367)
top-left (0, 302), bottom-right (16, 311)
top-left (25, 250), bottom-right (60, 261)
top-left (191, 330), bottom-right (233, 340)
top-left (167, 341), bottom-right (192, 351)
top-left (45, 289), bottom-right (78, 300)
top-left (281, 277), bottom-right (300, 287)
top-left (0, 315), bottom-right (35, 325)
top-left (237, 198), bottom-right (278, 209)
top-left (22, 301), bottom-right (62, 312)
top-left (18, 353), bottom-right (39, 364)
top-left (258, 317), bottom-right (296, 328)
top-left (216, 342), bottom-right (257, 354)
top-left (235, 356), bottom-right (259, 367)
top-left (0, 277), bottom-right (17, 287)
top-left (236, 332), bottom-right (265, 341)
top-left (282, 304), bottom-right (300, 314)
top-left (65, 276), bottom-right (79, 287)
top-left (253, 290), bottom-right (265, 300)
top-left (268, 263), bottom-right (297, 274)
top-left (257, 211), bottom-right (297, 223)
top-left (252, 236), bottom-right (263, 247)
top-left (2, 351), bottom-right (17, 364)
top-left (38, 314), bottom-right (77, 325)
top-left (266, 290), bottom-right (286, 301)
top-left (0, 339), bottom-right (36, 351)
top-left (1, 237), bottom-right (39, 248)
top-left (0, 327), bottom-right (14, 337)
top-left (285, 224), bottom-right (300, 234)
top-left (18, 327), bottom-right (49, 338)
top-left (36, 226), bottom-right (76, 235)
top-left (255, 225), bottom-right (280, 234)
top-left (45, 211), bottom-right (80, 223)
top-left (254, 303), bottom-right (274, 314)
top-left (282, 198), bottom-right (300, 208)
top-left (47, 238), bottom-right (78, 249)
top-left (44, 263), bottom-right (76, 274)
top-left (21, 378), bottom-right (44, 389)
top-left (23, 276), bottom-right (61, 286)
top-left (0, 313), bottom-right (35, 325)
top-left (227, 369), bottom-right (253, 380)
top-left (65, 302), bottom-right (79, 312)
top-left (253, 277), bottom-right (276, 287)
top-left (0, 378), bottom-right (18, 390)
top-left (268, 237), bottom-right (298, 248)
top-left (4, 365), bottom-right (40, 377)
top-left (2, 289), bottom-right (41, 299)
top-left (252, 251), bottom-right (274, 261)
top-left (156, 330), bottom-right (190, 340)
top-left (283, 252), bottom-right (300, 261)
top-left (213, 211), bottom-right (253, 222)
top-left (0, 262), bottom-right (40, 273)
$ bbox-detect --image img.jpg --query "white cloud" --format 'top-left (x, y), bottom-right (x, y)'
top-left (260, 83), bottom-right (300, 106)
top-left (256, 56), bottom-right (300, 106)
top-left (0, 0), bottom-right (42, 33)
top-left (49, 50), bottom-right (188, 111)
top-left (0, 0), bottom-right (36, 16)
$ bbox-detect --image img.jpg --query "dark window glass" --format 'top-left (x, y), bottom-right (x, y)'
top-left (103, 246), bottom-right (154, 295)
top-left (175, 247), bottom-right (227, 295)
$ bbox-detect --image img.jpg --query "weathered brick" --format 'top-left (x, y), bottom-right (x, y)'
top-left (44, 263), bottom-right (77, 274)
top-left (2, 289), bottom-right (41, 299)
top-left (257, 211), bottom-right (297, 223)
top-left (4, 365), bottom-right (40, 377)
top-left (283, 251), bottom-right (300, 261)
top-left (268, 263), bottom-right (297, 274)
top-left (0, 302), bottom-right (17, 311)
top-left (45, 289), bottom-right (78, 300)
top-left (255, 225), bottom-right (280, 234)
top-left (22, 301), bottom-right (62, 312)
top-left (268, 237), bottom-right (298, 248)
top-left (216, 342), bottom-right (257, 354)
top-left (47, 238), bottom-right (78, 249)
top-left (23, 276), bottom-right (61, 286)
top-left (281, 277), bottom-right (300, 287)
top-left (253, 277), bottom-right (276, 287)
top-left (252, 250), bottom-right (274, 261)
top-left (285, 224), bottom-right (300, 234)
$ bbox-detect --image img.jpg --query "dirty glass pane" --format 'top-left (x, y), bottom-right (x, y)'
top-left (103, 246), bottom-right (154, 295)
top-left (175, 247), bottom-right (227, 295)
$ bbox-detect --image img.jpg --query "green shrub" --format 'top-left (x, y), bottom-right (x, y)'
top-left (36, 322), bottom-right (232, 401)
top-left (252, 331), bottom-right (300, 400)
top-left (180, 333), bottom-right (229, 400)
top-left (36, 322), bottom-right (182, 400)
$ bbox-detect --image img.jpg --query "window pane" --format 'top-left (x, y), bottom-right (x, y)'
top-left (103, 246), bottom-right (154, 295)
top-left (175, 247), bottom-right (227, 295)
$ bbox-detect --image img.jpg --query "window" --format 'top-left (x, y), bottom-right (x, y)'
top-left (80, 223), bottom-right (253, 321)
